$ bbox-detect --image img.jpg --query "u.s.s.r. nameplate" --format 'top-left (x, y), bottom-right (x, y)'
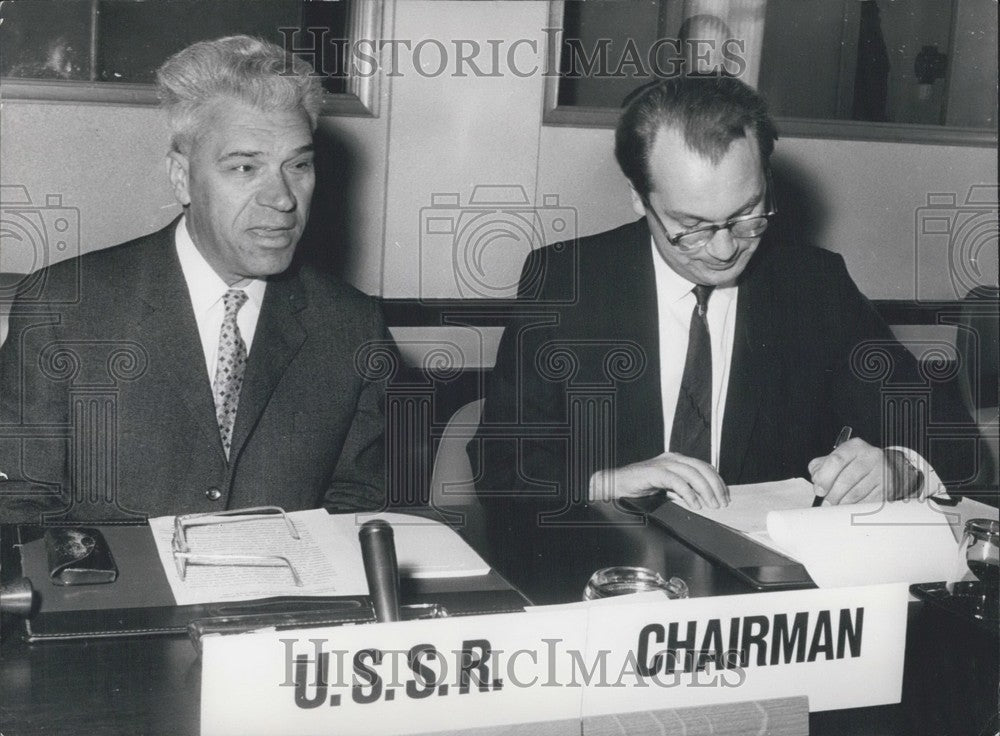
top-left (200, 583), bottom-right (908, 736)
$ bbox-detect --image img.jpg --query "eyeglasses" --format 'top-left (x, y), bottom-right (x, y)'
top-left (171, 506), bottom-right (303, 586)
top-left (644, 177), bottom-right (777, 252)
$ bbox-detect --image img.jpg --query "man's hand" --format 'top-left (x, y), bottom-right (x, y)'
top-left (808, 438), bottom-right (921, 505)
top-left (588, 453), bottom-right (729, 509)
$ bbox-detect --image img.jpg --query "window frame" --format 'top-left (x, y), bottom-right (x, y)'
top-left (541, 0), bottom-right (998, 147)
top-left (0, 0), bottom-right (386, 118)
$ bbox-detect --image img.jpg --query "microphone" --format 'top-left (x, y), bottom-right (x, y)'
top-left (359, 520), bottom-right (401, 622)
top-left (0, 577), bottom-right (34, 616)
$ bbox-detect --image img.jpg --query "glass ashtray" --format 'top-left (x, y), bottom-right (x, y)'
top-left (583, 566), bottom-right (689, 601)
top-left (401, 603), bottom-right (448, 620)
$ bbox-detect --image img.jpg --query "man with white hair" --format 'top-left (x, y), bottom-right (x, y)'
top-left (1, 36), bottom-right (390, 521)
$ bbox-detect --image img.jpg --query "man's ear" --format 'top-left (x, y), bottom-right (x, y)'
top-left (166, 151), bottom-right (191, 207)
top-left (628, 183), bottom-right (647, 219)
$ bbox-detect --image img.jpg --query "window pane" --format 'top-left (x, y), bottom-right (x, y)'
top-left (558, 0), bottom-right (667, 108)
top-left (757, 0), bottom-right (997, 129)
top-left (96, 0), bottom-right (303, 83)
top-left (0, 0), bottom-right (350, 94)
top-left (0, 0), bottom-right (93, 80)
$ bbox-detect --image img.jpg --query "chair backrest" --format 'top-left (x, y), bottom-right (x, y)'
top-left (429, 398), bottom-right (485, 508)
top-left (0, 273), bottom-right (16, 348)
top-left (956, 285), bottom-right (999, 411)
top-left (954, 285), bottom-right (999, 488)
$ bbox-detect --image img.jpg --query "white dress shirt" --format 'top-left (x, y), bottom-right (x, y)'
top-left (649, 238), bottom-right (944, 496)
top-left (652, 238), bottom-right (739, 468)
top-left (174, 217), bottom-right (267, 382)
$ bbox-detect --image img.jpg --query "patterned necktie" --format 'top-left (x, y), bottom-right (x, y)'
top-left (213, 289), bottom-right (248, 457)
top-left (669, 284), bottom-right (714, 463)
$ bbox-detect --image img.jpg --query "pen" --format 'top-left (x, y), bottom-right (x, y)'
top-left (812, 426), bottom-right (852, 507)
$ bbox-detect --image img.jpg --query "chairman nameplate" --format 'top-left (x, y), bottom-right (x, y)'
top-left (580, 583), bottom-right (908, 715)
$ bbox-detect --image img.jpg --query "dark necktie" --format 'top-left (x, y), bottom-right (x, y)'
top-left (669, 285), bottom-right (714, 463)
top-left (213, 289), bottom-right (248, 458)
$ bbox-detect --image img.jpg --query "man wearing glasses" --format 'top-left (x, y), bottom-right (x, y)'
top-left (475, 76), bottom-right (971, 510)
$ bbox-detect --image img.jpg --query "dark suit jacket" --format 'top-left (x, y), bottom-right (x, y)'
top-left (0, 221), bottom-right (391, 521)
top-left (473, 218), bottom-right (974, 507)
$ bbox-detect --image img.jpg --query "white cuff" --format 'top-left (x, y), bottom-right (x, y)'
top-left (887, 446), bottom-right (946, 499)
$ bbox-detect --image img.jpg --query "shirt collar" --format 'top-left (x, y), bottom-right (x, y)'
top-left (174, 216), bottom-right (267, 316)
top-left (650, 236), bottom-right (738, 306)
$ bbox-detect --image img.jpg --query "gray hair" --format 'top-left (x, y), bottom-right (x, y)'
top-left (156, 35), bottom-right (323, 154)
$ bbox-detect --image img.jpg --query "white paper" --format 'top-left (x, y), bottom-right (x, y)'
top-left (150, 509), bottom-right (491, 605)
top-left (354, 512), bottom-right (491, 578)
top-left (150, 509), bottom-right (368, 605)
top-left (674, 478), bottom-right (993, 589)
top-left (766, 500), bottom-right (964, 588)
top-left (675, 477), bottom-right (814, 533)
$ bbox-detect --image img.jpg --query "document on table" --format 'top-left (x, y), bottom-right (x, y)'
top-left (150, 509), bottom-right (366, 605)
top-left (766, 500), bottom-right (965, 588)
top-left (150, 509), bottom-right (491, 605)
top-left (354, 512), bottom-right (492, 578)
top-left (675, 478), bottom-right (970, 588)
top-left (675, 477), bottom-right (814, 534)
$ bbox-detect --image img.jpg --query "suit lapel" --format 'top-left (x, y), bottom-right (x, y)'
top-left (719, 240), bottom-right (779, 482)
top-left (613, 220), bottom-right (664, 465)
top-left (133, 222), bottom-right (226, 459)
top-left (228, 270), bottom-right (307, 460)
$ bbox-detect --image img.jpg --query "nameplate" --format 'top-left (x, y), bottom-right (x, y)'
top-left (200, 584), bottom-right (907, 735)
top-left (580, 582), bottom-right (908, 715)
top-left (200, 608), bottom-right (590, 736)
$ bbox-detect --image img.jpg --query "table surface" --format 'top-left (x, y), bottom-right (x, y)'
top-left (1, 499), bottom-right (997, 736)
